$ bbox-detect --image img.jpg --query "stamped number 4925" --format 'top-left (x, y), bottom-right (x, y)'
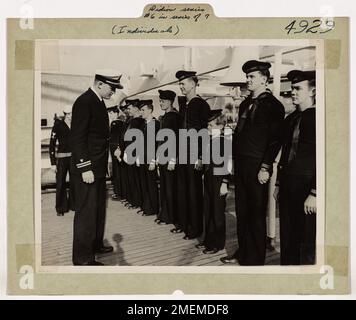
top-left (285, 19), bottom-right (335, 34)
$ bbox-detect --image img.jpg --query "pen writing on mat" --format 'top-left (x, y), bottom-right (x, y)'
top-left (112, 25), bottom-right (180, 36)
top-left (143, 5), bottom-right (210, 22)
top-left (285, 19), bottom-right (335, 34)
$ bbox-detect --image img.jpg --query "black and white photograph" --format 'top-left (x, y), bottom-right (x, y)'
top-left (36, 39), bottom-right (324, 270)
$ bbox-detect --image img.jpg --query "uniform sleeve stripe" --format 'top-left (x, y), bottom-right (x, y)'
top-left (77, 161), bottom-right (91, 166)
top-left (76, 161), bottom-right (91, 168)
top-left (77, 163), bottom-right (91, 168)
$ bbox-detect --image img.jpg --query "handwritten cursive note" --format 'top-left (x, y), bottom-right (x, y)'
top-left (143, 4), bottom-right (211, 22)
top-left (112, 24), bottom-right (180, 35)
top-left (111, 4), bottom-right (211, 36)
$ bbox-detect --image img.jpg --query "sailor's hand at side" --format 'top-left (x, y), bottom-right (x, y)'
top-left (258, 169), bottom-right (270, 184)
top-left (194, 159), bottom-right (203, 171)
top-left (82, 170), bottom-right (95, 184)
top-left (304, 195), bottom-right (316, 214)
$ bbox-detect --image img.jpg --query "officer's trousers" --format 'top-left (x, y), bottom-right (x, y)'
top-left (72, 175), bottom-right (107, 265)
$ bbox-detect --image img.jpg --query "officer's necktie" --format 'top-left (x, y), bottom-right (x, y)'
top-left (287, 110), bottom-right (303, 163)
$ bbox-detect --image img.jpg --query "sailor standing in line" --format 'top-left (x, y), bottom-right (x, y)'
top-left (122, 99), bottom-right (146, 210)
top-left (220, 60), bottom-right (285, 266)
top-left (270, 70), bottom-right (317, 265)
top-left (156, 90), bottom-right (180, 227)
top-left (196, 109), bottom-right (231, 254)
top-left (115, 101), bottom-right (134, 205)
top-left (108, 105), bottom-right (124, 201)
top-left (175, 70), bottom-right (211, 240)
top-left (139, 99), bottom-right (160, 217)
top-left (70, 69), bottom-right (122, 266)
top-left (49, 105), bottom-right (75, 216)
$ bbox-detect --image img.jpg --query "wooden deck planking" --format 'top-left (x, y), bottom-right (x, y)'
top-left (41, 190), bottom-right (280, 266)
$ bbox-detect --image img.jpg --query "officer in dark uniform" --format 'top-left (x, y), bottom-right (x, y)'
top-left (108, 105), bottom-right (125, 200)
top-left (70, 69), bottom-right (123, 266)
top-left (49, 105), bottom-right (75, 216)
top-left (122, 99), bottom-right (146, 210)
top-left (156, 90), bottom-right (180, 226)
top-left (175, 70), bottom-right (211, 240)
top-left (271, 70), bottom-right (317, 265)
top-left (221, 60), bottom-right (285, 266)
top-left (138, 99), bottom-right (160, 217)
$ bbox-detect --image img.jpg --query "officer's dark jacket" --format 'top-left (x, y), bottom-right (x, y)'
top-left (233, 91), bottom-right (285, 167)
top-left (109, 119), bottom-right (125, 151)
top-left (69, 88), bottom-right (109, 178)
top-left (269, 107), bottom-right (316, 191)
top-left (49, 119), bottom-right (71, 165)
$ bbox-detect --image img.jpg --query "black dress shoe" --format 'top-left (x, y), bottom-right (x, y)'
top-left (195, 243), bottom-right (205, 249)
top-left (203, 248), bottom-right (219, 254)
top-left (74, 260), bottom-right (104, 266)
top-left (170, 228), bottom-right (183, 234)
top-left (183, 235), bottom-right (195, 240)
top-left (266, 237), bottom-right (275, 251)
top-left (157, 221), bottom-right (168, 225)
top-left (220, 256), bottom-right (239, 264)
top-left (95, 246), bottom-right (114, 254)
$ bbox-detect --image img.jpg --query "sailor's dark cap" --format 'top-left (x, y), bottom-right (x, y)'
top-left (287, 70), bottom-right (316, 84)
top-left (138, 99), bottom-right (153, 109)
top-left (158, 89), bottom-right (176, 101)
top-left (120, 99), bottom-right (140, 110)
top-left (175, 70), bottom-right (198, 82)
top-left (242, 60), bottom-right (271, 74)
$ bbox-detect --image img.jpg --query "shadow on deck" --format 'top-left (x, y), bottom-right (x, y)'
top-left (41, 188), bottom-right (280, 266)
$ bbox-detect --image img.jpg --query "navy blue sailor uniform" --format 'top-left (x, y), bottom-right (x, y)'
top-left (124, 115), bottom-right (146, 209)
top-left (70, 88), bottom-right (110, 265)
top-left (118, 114), bottom-right (131, 202)
top-left (263, 70), bottom-right (317, 265)
top-left (177, 93), bottom-right (211, 239)
top-left (49, 118), bottom-right (75, 214)
top-left (109, 116), bottom-right (125, 198)
top-left (157, 108), bottom-right (180, 225)
top-left (278, 107), bottom-right (316, 265)
top-left (201, 109), bottom-right (231, 252)
top-left (232, 90), bottom-right (285, 265)
top-left (140, 112), bottom-right (160, 216)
